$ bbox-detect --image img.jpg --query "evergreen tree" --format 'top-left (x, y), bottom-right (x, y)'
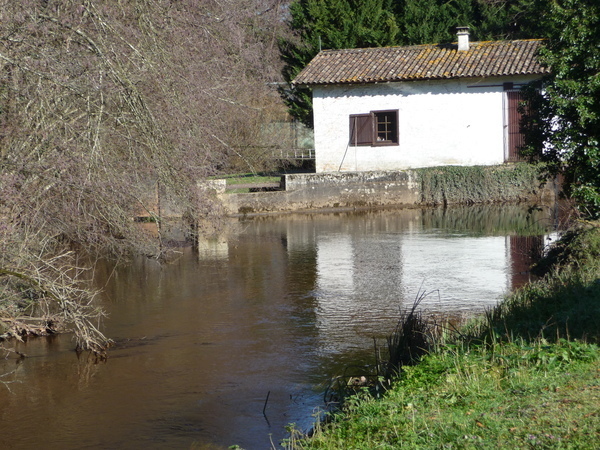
top-left (279, 0), bottom-right (399, 127)
top-left (472, 0), bottom-right (552, 40)
top-left (393, 0), bottom-right (550, 44)
top-left (394, 0), bottom-right (474, 45)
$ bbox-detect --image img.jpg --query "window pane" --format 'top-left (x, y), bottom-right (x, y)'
top-left (373, 110), bottom-right (398, 145)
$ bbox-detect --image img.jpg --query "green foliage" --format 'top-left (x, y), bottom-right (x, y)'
top-left (394, 0), bottom-right (553, 44)
top-left (470, 0), bottom-right (553, 41)
top-left (394, 0), bottom-right (474, 44)
top-left (370, 0), bottom-right (552, 47)
top-left (522, 0), bottom-right (600, 219)
top-left (534, 225), bottom-right (600, 274)
top-left (416, 163), bottom-right (543, 206)
top-left (279, 0), bottom-right (399, 127)
top-left (517, 339), bottom-right (598, 368)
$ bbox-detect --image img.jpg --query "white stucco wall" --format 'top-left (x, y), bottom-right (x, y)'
top-left (311, 75), bottom-right (540, 173)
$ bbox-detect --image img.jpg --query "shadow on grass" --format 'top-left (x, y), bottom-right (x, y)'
top-left (380, 226), bottom-right (600, 386)
top-left (467, 225), bottom-right (600, 344)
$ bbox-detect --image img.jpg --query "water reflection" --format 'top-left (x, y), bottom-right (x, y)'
top-left (0, 204), bottom-right (559, 449)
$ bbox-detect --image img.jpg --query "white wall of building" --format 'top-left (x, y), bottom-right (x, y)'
top-left (311, 75), bottom-right (539, 173)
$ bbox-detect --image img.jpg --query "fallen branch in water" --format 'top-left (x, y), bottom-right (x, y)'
top-left (0, 247), bottom-right (112, 358)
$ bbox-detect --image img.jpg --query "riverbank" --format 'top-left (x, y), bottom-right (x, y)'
top-left (287, 224), bottom-right (600, 448)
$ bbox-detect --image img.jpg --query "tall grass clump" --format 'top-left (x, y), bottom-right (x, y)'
top-left (384, 290), bottom-right (438, 379)
top-left (319, 291), bottom-right (439, 416)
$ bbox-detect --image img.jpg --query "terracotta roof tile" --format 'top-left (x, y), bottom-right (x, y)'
top-left (293, 39), bottom-right (549, 86)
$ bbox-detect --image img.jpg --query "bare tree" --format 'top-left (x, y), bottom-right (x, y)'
top-left (0, 0), bottom-right (290, 355)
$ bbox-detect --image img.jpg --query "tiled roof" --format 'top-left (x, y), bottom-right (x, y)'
top-left (292, 39), bottom-right (549, 86)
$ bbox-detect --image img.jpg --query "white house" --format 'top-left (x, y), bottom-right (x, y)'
top-left (292, 28), bottom-right (549, 173)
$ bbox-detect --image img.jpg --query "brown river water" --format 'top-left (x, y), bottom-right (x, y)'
top-left (0, 205), bottom-right (560, 449)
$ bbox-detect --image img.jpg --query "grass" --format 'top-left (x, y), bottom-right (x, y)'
top-left (216, 173), bottom-right (282, 193)
top-left (220, 173), bottom-right (281, 185)
top-left (292, 340), bottom-right (599, 449)
top-left (285, 224), bottom-right (600, 449)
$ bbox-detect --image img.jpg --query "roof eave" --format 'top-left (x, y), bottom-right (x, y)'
top-left (294, 70), bottom-right (548, 88)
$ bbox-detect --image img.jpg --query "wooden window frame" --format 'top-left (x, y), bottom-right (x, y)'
top-left (349, 110), bottom-right (399, 146)
top-left (373, 110), bottom-right (399, 146)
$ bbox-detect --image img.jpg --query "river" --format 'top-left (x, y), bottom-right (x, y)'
top-left (0, 204), bottom-right (559, 449)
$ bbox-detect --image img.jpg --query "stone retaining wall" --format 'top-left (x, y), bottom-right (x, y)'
top-left (213, 167), bottom-right (556, 217)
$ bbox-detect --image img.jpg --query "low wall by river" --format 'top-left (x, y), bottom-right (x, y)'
top-left (210, 165), bottom-right (557, 216)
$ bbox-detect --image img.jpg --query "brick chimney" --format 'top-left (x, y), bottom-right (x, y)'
top-left (457, 27), bottom-right (470, 51)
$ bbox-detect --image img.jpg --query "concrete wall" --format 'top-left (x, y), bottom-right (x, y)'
top-left (311, 75), bottom-right (540, 173)
top-left (217, 171), bottom-right (420, 215)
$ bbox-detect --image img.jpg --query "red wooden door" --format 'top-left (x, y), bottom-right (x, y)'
top-left (506, 91), bottom-right (526, 162)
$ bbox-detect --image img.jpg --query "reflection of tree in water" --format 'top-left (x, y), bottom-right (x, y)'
top-left (420, 204), bottom-right (558, 236)
top-left (76, 353), bottom-right (105, 391)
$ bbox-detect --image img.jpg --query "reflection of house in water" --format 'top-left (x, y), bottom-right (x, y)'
top-left (308, 210), bottom-right (559, 354)
top-left (507, 233), bottom-right (559, 290)
top-left (314, 229), bottom-right (409, 354)
top-left (197, 207), bottom-right (560, 359)
top-left (398, 234), bottom-right (510, 312)
top-left (196, 238), bottom-right (230, 260)
top-left (508, 235), bottom-right (542, 289)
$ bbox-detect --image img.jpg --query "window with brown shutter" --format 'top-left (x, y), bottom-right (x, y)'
top-left (349, 110), bottom-right (399, 146)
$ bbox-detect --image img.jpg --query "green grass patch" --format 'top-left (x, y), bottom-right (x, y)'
top-left (287, 225), bottom-right (600, 449)
top-left (218, 173), bottom-right (281, 185)
top-left (292, 340), bottom-right (600, 449)
top-left (216, 173), bottom-right (282, 193)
